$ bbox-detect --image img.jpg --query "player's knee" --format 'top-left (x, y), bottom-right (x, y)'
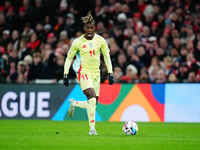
top-left (84, 88), bottom-right (96, 99)
top-left (88, 92), bottom-right (96, 99)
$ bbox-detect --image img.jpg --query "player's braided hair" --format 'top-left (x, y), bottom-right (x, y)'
top-left (81, 11), bottom-right (95, 25)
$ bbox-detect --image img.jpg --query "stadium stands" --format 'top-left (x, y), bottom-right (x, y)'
top-left (0, 0), bottom-right (200, 83)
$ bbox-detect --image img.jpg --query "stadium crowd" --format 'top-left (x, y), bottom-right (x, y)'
top-left (0, 0), bottom-right (200, 84)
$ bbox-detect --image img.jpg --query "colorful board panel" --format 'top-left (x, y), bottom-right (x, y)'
top-left (0, 83), bottom-right (199, 122)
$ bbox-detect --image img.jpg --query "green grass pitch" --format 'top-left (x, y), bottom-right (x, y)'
top-left (0, 120), bottom-right (200, 150)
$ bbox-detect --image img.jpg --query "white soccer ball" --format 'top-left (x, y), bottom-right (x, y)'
top-left (122, 121), bottom-right (138, 135)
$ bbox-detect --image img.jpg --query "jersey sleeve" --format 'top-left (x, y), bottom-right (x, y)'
top-left (64, 40), bottom-right (78, 75)
top-left (101, 38), bottom-right (113, 74)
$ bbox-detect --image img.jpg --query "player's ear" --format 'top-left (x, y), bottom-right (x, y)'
top-left (83, 25), bottom-right (87, 32)
top-left (93, 25), bottom-right (96, 30)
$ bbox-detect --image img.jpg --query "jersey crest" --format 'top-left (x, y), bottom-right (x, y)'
top-left (89, 42), bottom-right (93, 48)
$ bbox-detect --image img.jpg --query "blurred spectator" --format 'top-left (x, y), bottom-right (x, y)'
top-left (117, 53), bottom-right (127, 74)
top-left (168, 73), bottom-right (179, 83)
top-left (28, 51), bottom-right (44, 82)
top-left (113, 66), bottom-right (123, 82)
top-left (120, 64), bottom-right (138, 83)
top-left (8, 61), bottom-right (27, 83)
top-left (188, 71), bottom-right (196, 83)
top-left (139, 67), bottom-right (149, 83)
top-left (148, 56), bottom-right (160, 82)
top-left (155, 69), bottom-right (166, 83)
top-left (54, 48), bottom-right (65, 80)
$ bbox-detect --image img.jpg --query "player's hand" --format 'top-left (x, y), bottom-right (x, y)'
top-left (63, 74), bottom-right (69, 87)
top-left (108, 73), bottom-right (114, 85)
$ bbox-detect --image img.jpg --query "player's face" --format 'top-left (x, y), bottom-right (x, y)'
top-left (84, 24), bottom-right (96, 40)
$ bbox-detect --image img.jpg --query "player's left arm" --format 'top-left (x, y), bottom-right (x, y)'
top-left (101, 38), bottom-right (113, 74)
top-left (101, 38), bottom-right (114, 84)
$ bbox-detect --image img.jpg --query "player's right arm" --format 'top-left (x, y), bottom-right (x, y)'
top-left (64, 40), bottom-right (78, 76)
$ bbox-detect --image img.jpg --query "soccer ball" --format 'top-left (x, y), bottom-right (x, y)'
top-left (122, 121), bottom-right (138, 135)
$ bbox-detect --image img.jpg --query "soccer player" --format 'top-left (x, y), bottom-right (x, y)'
top-left (63, 12), bottom-right (113, 135)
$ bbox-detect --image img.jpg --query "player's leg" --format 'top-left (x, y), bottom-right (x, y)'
top-left (85, 72), bottom-right (100, 128)
top-left (68, 72), bottom-right (92, 117)
top-left (78, 71), bottom-right (97, 134)
top-left (86, 72), bottom-right (100, 130)
top-left (82, 73), bottom-right (100, 135)
top-left (83, 88), bottom-right (97, 135)
top-left (68, 99), bottom-right (88, 117)
top-left (70, 99), bottom-right (88, 109)
top-left (68, 71), bottom-right (97, 134)
top-left (93, 73), bottom-right (100, 103)
top-left (77, 72), bottom-right (95, 110)
top-left (68, 72), bottom-right (90, 116)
